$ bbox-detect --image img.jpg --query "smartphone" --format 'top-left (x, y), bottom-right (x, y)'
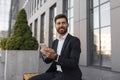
top-left (39, 43), bottom-right (47, 58)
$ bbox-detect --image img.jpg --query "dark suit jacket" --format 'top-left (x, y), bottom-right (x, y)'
top-left (43, 34), bottom-right (82, 80)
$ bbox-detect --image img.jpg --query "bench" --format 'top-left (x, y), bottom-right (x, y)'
top-left (23, 73), bottom-right (39, 80)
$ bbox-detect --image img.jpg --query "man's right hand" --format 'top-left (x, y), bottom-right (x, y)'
top-left (40, 48), bottom-right (57, 60)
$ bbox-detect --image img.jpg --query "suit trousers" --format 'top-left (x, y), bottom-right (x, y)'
top-left (28, 71), bottom-right (64, 80)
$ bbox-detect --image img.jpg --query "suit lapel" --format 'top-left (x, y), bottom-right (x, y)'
top-left (54, 39), bottom-right (58, 53)
top-left (61, 34), bottom-right (71, 55)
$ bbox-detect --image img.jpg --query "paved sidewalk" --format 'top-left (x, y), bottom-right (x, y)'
top-left (80, 66), bottom-right (120, 80)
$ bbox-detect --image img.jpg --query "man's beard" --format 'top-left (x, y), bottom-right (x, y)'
top-left (57, 27), bottom-right (67, 35)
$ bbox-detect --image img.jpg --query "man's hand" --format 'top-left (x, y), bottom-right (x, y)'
top-left (40, 48), bottom-right (57, 60)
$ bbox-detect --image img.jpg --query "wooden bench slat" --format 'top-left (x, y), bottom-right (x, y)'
top-left (24, 73), bottom-right (39, 80)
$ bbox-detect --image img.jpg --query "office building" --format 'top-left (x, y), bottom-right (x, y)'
top-left (9, 0), bottom-right (120, 72)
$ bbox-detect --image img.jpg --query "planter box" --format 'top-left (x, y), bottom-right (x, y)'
top-left (4, 50), bottom-right (39, 80)
top-left (0, 51), bottom-right (5, 63)
top-left (0, 51), bottom-right (5, 80)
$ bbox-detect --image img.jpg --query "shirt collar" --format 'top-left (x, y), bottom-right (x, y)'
top-left (57, 33), bottom-right (68, 40)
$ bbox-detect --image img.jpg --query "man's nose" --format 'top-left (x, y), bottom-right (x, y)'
top-left (59, 23), bottom-right (63, 26)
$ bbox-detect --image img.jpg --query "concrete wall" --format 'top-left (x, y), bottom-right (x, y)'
top-left (38, 58), bottom-right (51, 73)
top-left (111, 0), bottom-right (120, 72)
top-left (0, 50), bottom-right (52, 80)
top-left (74, 0), bottom-right (87, 66)
top-left (19, 0), bottom-right (26, 10)
top-left (4, 50), bottom-right (39, 80)
top-left (0, 51), bottom-right (5, 80)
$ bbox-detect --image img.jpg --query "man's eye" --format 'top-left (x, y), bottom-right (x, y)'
top-left (62, 22), bottom-right (66, 24)
top-left (57, 23), bottom-right (60, 25)
top-left (56, 22), bottom-right (66, 25)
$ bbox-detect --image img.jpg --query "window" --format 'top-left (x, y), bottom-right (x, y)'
top-left (37, 0), bottom-right (39, 10)
top-left (40, 0), bottom-right (42, 6)
top-left (30, 0), bottom-right (32, 16)
top-left (63, 0), bottom-right (74, 35)
top-left (40, 0), bottom-right (46, 7)
top-left (34, 19), bottom-right (38, 38)
top-left (89, 0), bottom-right (111, 67)
top-left (40, 13), bottom-right (45, 43)
top-left (49, 4), bottom-right (56, 47)
top-left (30, 23), bottom-right (32, 31)
top-left (44, 0), bottom-right (47, 3)
top-left (35, 0), bottom-right (36, 9)
top-left (32, 0), bottom-right (34, 15)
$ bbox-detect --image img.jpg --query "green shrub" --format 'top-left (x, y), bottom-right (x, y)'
top-left (0, 38), bottom-right (8, 50)
top-left (6, 9), bottom-right (38, 50)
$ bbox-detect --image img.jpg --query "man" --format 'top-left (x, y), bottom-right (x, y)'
top-left (29, 14), bottom-right (82, 80)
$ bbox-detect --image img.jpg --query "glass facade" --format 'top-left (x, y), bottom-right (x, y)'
top-left (68, 0), bottom-right (74, 35)
top-left (63, 0), bottom-right (74, 35)
top-left (40, 13), bottom-right (45, 43)
top-left (49, 4), bottom-right (56, 47)
top-left (91, 0), bottom-right (111, 67)
top-left (34, 19), bottom-right (38, 38)
top-left (24, 0), bottom-right (48, 19)
top-left (37, 0), bottom-right (39, 10)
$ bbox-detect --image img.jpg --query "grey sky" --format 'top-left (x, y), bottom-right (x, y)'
top-left (0, 0), bottom-right (11, 31)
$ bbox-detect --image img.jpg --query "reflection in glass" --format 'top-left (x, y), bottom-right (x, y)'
top-left (101, 2), bottom-right (110, 27)
top-left (68, 10), bottom-right (70, 18)
top-left (71, 8), bottom-right (74, 18)
top-left (68, 18), bottom-right (74, 35)
top-left (67, 0), bottom-right (74, 35)
top-left (70, 0), bottom-right (74, 7)
top-left (93, 0), bottom-right (99, 7)
top-left (100, 0), bottom-right (109, 4)
top-left (93, 7), bottom-right (99, 29)
top-left (53, 7), bottom-right (57, 40)
top-left (37, 0), bottom-right (39, 9)
top-left (101, 27), bottom-right (111, 67)
top-left (93, 29), bottom-right (100, 66)
top-left (68, 9), bottom-right (73, 19)
top-left (40, 13), bottom-right (45, 43)
top-left (68, 0), bottom-right (73, 8)
top-left (49, 5), bottom-right (56, 47)
top-left (68, 20), bottom-right (70, 33)
top-left (35, 0), bottom-right (36, 8)
top-left (92, 0), bottom-right (111, 68)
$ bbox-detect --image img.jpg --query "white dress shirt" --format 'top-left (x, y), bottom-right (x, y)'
top-left (56, 33), bottom-right (68, 72)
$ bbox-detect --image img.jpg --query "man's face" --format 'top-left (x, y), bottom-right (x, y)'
top-left (55, 18), bottom-right (68, 35)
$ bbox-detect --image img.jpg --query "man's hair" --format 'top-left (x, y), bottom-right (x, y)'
top-left (54, 14), bottom-right (68, 23)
